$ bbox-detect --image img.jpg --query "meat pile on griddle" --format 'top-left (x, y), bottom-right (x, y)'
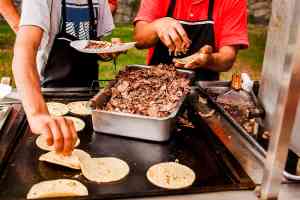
top-left (103, 65), bottom-right (191, 117)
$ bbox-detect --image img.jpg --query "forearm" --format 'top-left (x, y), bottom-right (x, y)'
top-left (12, 28), bottom-right (47, 118)
top-left (134, 21), bottom-right (159, 49)
top-left (204, 46), bottom-right (238, 72)
top-left (0, 0), bottom-right (20, 32)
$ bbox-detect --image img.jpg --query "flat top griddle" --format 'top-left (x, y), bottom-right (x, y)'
top-left (0, 94), bottom-right (255, 200)
top-left (0, 104), bottom-right (26, 173)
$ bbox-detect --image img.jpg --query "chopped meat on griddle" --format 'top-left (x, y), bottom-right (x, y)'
top-left (103, 64), bottom-right (191, 117)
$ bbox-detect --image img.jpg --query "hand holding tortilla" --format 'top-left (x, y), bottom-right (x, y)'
top-left (28, 114), bottom-right (78, 156)
top-left (36, 135), bottom-right (80, 152)
top-left (173, 45), bottom-right (213, 69)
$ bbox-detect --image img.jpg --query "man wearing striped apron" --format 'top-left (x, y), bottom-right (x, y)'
top-left (13, 0), bottom-right (114, 154)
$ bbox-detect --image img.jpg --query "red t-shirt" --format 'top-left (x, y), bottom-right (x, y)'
top-left (108, 0), bottom-right (118, 7)
top-left (134, 0), bottom-right (249, 64)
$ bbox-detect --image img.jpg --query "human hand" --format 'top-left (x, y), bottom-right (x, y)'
top-left (174, 45), bottom-right (213, 69)
top-left (153, 17), bottom-right (191, 54)
top-left (28, 114), bottom-right (78, 155)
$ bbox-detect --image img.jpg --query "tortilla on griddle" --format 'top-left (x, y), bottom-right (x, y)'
top-left (26, 179), bottom-right (88, 199)
top-left (39, 149), bottom-right (87, 170)
top-left (46, 102), bottom-right (69, 116)
top-left (65, 116), bottom-right (85, 132)
top-left (146, 162), bottom-right (195, 189)
top-left (36, 135), bottom-right (80, 151)
top-left (67, 101), bottom-right (92, 115)
top-left (78, 157), bottom-right (130, 183)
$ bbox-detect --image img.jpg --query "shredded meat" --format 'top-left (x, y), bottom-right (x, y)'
top-left (85, 41), bottom-right (112, 49)
top-left (103, 65), bottom-right (191, 117)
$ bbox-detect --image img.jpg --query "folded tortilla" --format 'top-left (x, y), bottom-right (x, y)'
top-left (26, 179), bottom-right (88, 199)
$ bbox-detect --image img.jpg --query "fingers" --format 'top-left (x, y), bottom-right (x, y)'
top-left (66, 119), bottom-right (78, 148)
top-left (159, 30), bottom-right (175, 51)
top-left (168, 28), bottom-right (183, 51)
top-left (185, 53), bottom-right (209, 69)
top-left (156, 18), bottom-right (190, 53)
top-left (43, 124), bottom-right (53, 146)
top-left (48, 119), bottom-right (64, 153)
top-left (57, 117), bottom-right (75, 156)
top-left (200, 45), bottom-right (213, 54)
top-left (47, 117), bottom-right (77, 155)
top-left (174, 23), bottom-right (190, 49)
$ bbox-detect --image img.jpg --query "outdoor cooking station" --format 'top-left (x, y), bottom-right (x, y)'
top-left (0, 85), bottom-right (258, 199)
top-left (1, 0), bottom-right (300, 199)
top-left (0, 77), bottom-right (299, 200)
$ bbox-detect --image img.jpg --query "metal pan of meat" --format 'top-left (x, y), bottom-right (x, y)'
top-left (90, 64), bottom-right (194, 142)
top-left (196, 81), bottom-right (267, 156)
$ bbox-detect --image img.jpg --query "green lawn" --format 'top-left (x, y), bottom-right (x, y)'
top-left (0, 22), bottom-right (267, 84)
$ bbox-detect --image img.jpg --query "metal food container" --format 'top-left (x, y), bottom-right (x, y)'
top-left (90, 65), bottom-right (194, 142)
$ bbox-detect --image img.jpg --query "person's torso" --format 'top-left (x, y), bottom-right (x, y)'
top-left (62, 0), bottom-right (99, 40)
top-left (146, 0), bottom-right (242, 63)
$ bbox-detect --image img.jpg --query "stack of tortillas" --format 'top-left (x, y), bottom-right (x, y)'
top-left (146, 162), bottom-right (196, 189)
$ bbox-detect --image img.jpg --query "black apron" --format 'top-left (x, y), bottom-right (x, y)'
top-left (149, 0), bottom-right (219, 81)
top-left (41, 0), bottom-right (99, 88)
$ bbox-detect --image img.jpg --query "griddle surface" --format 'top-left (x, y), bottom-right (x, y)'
top-left (0, 108), bottom-right (254, 200)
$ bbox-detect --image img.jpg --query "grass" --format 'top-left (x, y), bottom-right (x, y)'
top-left (0, 22), bottom-right (15, 81)
top-left (0, 22), bottom-right (267, 84)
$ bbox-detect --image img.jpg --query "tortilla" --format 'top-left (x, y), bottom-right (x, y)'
top-left (67, 101), bottom-right (92, 115)
top-left (39, 149), bottom-right (85, 170)
top-left (79, 157), bottom-right (130, 183)
top-left (36, 135), bottom-right (80, 151)
top-left (26, 179), bottom-right (88, 199)
top-left (46, 102), bottom-right (69, 116)
top-left (146, 162), bottom-right (196, 189)
top-left (65, 116), bottom-right (85, 132)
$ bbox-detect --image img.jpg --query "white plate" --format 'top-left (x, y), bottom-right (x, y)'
top-left (70, 40), bottom-right (136, 54)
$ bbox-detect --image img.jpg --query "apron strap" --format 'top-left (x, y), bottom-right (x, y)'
top-left (207, 0), bottom-right (215, 21)
top-left (61, 0), bottom-right (67, 32)
top-left (88, 0), bottom-right (97, 39)
top-left (166, 0), bottom-right (176, 17)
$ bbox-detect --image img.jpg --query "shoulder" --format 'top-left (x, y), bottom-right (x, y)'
top-left (20, 0), bottom-right (53, 32)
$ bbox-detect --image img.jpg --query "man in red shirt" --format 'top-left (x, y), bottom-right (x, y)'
top-left (134, 0), bottom-right (249, 80)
